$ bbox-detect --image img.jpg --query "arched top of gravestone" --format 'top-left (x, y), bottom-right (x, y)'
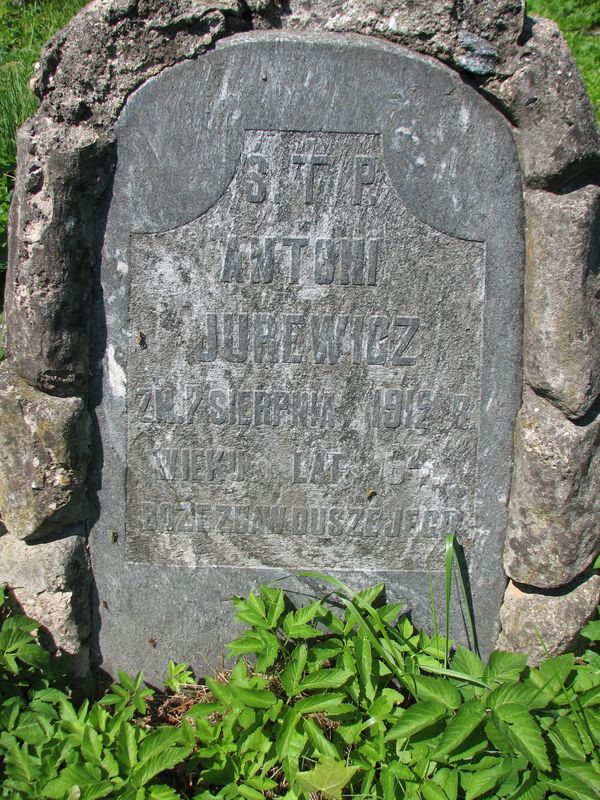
top-left (113, 31), bottom-right (522, 244)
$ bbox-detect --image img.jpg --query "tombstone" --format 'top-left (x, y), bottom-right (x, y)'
top-left (1, 1), bottom-right (598, 684)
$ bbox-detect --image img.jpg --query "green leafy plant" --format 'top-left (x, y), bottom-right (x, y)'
top-left (1, 567), bottom-right (599, 799)
top-left (164, 662), bottom-right (197, 695)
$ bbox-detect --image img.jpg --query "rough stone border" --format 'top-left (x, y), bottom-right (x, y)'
top-left (0, 0), bottom-right (598, 681)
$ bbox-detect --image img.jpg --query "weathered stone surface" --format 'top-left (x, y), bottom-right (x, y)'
top-left (1, 0), bottom-right (597, 683)
top-left (5, 123), bottom-right (115, 394)
top-left (33, 0), bottom-right (244, 127)
top-left (276, 0), bottom-right (525, 76)
top-left (524, 186), bottom-right (600, 419)
top-left (31, 0), bottom-right (525, 129)
top-left (487, 17), bottom-right (600, 188)
top-left (505, 386), bottom-right (600, 588)
top-left (90, 32), bottom-right (523, 681)
top-left (497, 576), bottom-right (600, 665)
top-left (0, 364), bottom-right (90, 540)
top-left (0, 532), bottom-right (92, 685)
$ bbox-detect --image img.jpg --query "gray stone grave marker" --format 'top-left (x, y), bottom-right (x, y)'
top-left (91, 32), bottom-right (523, 679)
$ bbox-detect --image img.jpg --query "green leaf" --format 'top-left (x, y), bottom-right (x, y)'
top-left (237, 784), bottom-right (264, 800)
top-left (432, 698), bottom-right (487, 760)
top-left (580, 618), bottom-right (600, 642)
top-left (138, 727), bottom-right (188, 763)
top-left (260, 585), bottom-right (286, 628)
top-left (295, 668), bottom-right (352, 693)
top-left (131, 745), bottom-right (191, 788)
top-left (547, 717), bottom-right (586, 760)
top-left (404, 674), bottom-right (461, 709)
top-left (116, 721), bottom-right (139, 771)
top-left (451, 649), bottom-right (481, 680)
top-left (354, 630), bottom-right (375, 702)
top-left (205, 677), bottom-right (235, 706)
top-left (282, 600), bottom-right (327, 639)
top-left (385, 700), bottom-right (448, 740)
top-left (228, 685), bottom-right (278, 709)
top-left (232, 592), bottom-right (269, 629)
top-left (303, 717), bottom-right (340, 760)
top-left (148, 787), bottom-right (182, 800)
top-left (486, 681), bottom-right (545, 710)
top-left (422, 782), bottom-right (450, 800)
top-left (280, 643), bottom-right (308, 696)
top-left (461, 759), bottom-right (512, 800)
top-left (294, 693), bottom-right (356, 716)
top-left (494, 705), bottom-right (551, 773)
top-left (547, 765), bottom-right (600, 800)
top-left (431, 767), bottom-right (458, 800)
top-left (560, 761), bottom-right (600, 795)
top-left (306, 638), bottom-right (344, 665)
top-left (484, 651), bottom-right (527, 683)
top-left (529, 654), bottom-right (575, 701)
top-left (275, 709), bottom-right (306, 762)
top-left (295, 757), bottom-right (360, 800)
top-left (256, 632), bottom-right (281, 672)
top-left (43, 764), bottom-right (104, 799)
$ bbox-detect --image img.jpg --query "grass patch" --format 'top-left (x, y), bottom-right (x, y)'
top-left (528, 0), bottom-right (600, 122)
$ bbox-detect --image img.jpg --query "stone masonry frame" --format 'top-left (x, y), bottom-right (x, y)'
top-left (0, 0), bottom-right (598, 683)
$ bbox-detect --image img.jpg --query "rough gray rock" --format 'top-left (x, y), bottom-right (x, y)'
top-left (276, 0), bottom-right (525, 77)
top-left (497, 576), bottom-right (600, 665)
top-left (0, 0), bottom-right (598, 679)
top-left (524, 186), bottom-right (600, 420)
top-left (5, 123), bottom-right (115, 394)
top-left (0, 364), bottom-right (90, 540)
top-left (505, 386), bottom-right (600, 588)
top-left (487, 17), bottom-right (600, 188)
top-left (5, 1), bottom-right (594, 394)
top-left (0, 532), bottom-right (92, 686)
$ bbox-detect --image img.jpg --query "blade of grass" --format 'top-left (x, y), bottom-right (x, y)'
top-left (444, 535), bottom-right (454, 668)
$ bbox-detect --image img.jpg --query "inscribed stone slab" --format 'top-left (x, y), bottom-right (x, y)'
top-left (91, 32), bottom-right (524, 680)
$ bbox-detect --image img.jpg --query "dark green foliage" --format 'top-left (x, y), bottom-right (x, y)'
top-left (1, 579), bottom-right (599, 799)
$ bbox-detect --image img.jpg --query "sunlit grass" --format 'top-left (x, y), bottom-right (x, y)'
top-left (528, 0), bottom-right (600, 123)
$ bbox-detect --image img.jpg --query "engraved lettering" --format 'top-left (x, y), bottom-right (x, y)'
top-left (250, 237), bottom-right (274, 283)
top-left (197, 313), bottom-right (217, 362)
top-left (282, 237), bottom-right (309, 283)
top-left (223, 313), bottom-right (249, 362)
top-left (366, 316), bottom-right (389, 365)
top-left (136, 390), bottom-right (152, 422)
top-left (208, 390), bottom-right (227, 424)
top-left (391, 316), bottom-right (420, 366)
top-left (282, 314), bottom-right (305, 364)
top-left (141, 501), bottom-right (157, 530)
top-left (156, 449), bottom-right (178, 480)
top-left (353, 155), bottom-right (376, 204)
top-left (451, 395), bottom-right (471, 430)
top-left (415, 390), bottom-right (433, 429)
top-left (340, 239), bottom-right (379, 285)
top-left (245, 153), bottom-right (268, 203)
top-left (253, 314), bottom-right (278, 363)
top-left (291, 150), bottom-right (332, 203)
top-left (311, 315), bottom-right (348, 364)
top-left (314, 239), bottom-right (336, 284)
top-left (221, 236), bottom-right (244, 282)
